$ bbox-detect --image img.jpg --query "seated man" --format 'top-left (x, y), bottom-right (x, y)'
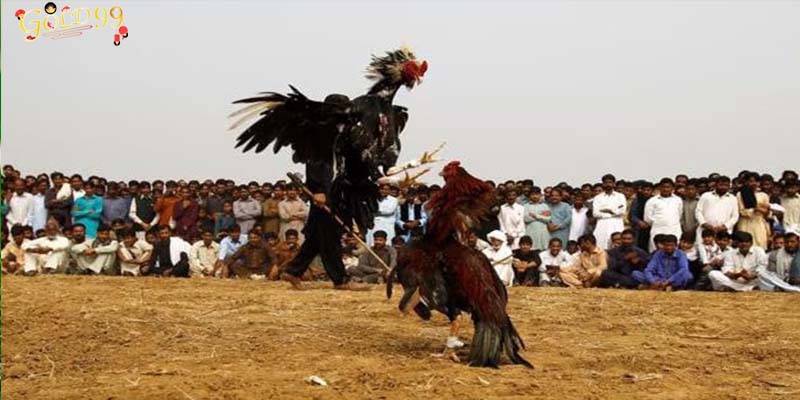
top-left (559, 234), bottom-right (608, 288)
top-left (142, 225), bottom-right (191, 277)
top-left (694, 230), bottom-right (734, 290)
top-left (483, 230), bottom-right (514, 287)
top-left (189, 230), bottom-right (220, 277)
top-left (348, 230), bottom-right (396, 284)
top-left (538, 238), bottom-right (571, 287)
top-left (466, 230), bottom-right (490, 252)
top-left (759, 231), bottom-right (800, 292)
top-left (71, 224), bottom-right (119, 275)
top-left (709, 231), bottom-right (766, 292)
top-left (117, 228), bottom-right (153, 276)
top-left (632, 234), bottom-right (693, 290)
top-left (512, 236), bottom-right (541, 286)
top-left (223, 231), bottom-right (272, 279)
top-left (1, 224), bottom-right (29, 274)
top-left (21, 221), bottom-right (70, 275)
top-left (268, 229), bottom-right (301, 280)
top-left (391, 236), bottom-right (406, 251)
top-left (599, 229), bottom-right (649, 289)
top-left (215, 224), bottom-right (247, 275)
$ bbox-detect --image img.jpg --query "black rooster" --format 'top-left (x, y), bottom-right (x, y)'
top-left (388, 162), bottom-right (533, 369)
top-left (229, 47), bottom-right (427, 233)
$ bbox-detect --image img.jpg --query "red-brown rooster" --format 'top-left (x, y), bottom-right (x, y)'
top-left (387, 161), bottom-right (533, 368)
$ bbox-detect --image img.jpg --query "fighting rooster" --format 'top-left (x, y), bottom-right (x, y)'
top-left (388, 161), bottom-right (533, 368)
top-left (229, 47), bottom-right (427, 289)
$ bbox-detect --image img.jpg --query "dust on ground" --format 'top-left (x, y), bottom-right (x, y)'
top-left (2, 275), bottom-right (799, 399)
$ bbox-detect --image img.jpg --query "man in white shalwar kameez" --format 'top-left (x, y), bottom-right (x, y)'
top-left (498, 190), bottom-right (525, 250)
top-left (709, 232), bottom-right (766, 292)
top-left (694, 176), bottom-right (739, 244)
top-left (483, 230), bottom-right (514, 287)
top-left (21, 221), bottom-right (71, 275)
top-left (118, 228), bottom-right (154, 276)
top-left (71, 224), bottom-right (119, 274)
top-left (644, 179), bottom-right (684, 252)
top-left (591, 175), bottom-right (627, 250)
top-left (368, 184), bottom-right (398, 246)
top-left (760, 231), bottom-right (800, 292)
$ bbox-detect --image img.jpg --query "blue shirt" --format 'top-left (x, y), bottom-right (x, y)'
top-left (72, 195), bottom-right (103, 238)
top-left (102, 196), bottom-right (130, 225)
top-left (645, 249), bottom-right (689, 284)
top-left (218, 235), bottom-right (248, 261)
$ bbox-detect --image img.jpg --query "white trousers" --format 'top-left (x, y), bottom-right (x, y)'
top-left (757, 269), bottom-right (800, 293)
top-left (24, 251), bottom-right (68, 273)
top-left (494, 263), bottom-right (514, 288)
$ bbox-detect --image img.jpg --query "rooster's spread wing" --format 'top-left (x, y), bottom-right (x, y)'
top-left (230, 85), bottom-right (356, 163)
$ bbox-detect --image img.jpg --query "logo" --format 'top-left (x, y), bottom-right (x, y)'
top-left (16, 3), bottom-right (130, 46)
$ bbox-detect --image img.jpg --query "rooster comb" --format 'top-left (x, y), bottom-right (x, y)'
top-left (365, 46), bottom-right (418, 82)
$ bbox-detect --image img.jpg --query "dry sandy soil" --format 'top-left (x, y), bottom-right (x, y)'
top-left (2, 275), bottom-right (799, 399)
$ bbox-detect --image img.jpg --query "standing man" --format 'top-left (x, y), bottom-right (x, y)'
top-left (736, 173), bottom-right (771, 249)
top-left (7, 178), bottom-right (34, 230)
top-left (500, 189), bottom-right (526, 249)
top-left (277, 184), bottom-right (307, 242)
top-left (523, 187), bottom-right (551, 250)
top-left (592, 174), bottom-right (627, 250)
top-left (395, 187), bottom-right (428, 242)
top-left (695, 176), bottom-right (739, 243)
top-left (173, 187), bottom-right (200, 241)
top-left (546, 188), bottom-right (572, 249)
top-left (367, 183), bottom-right (399, 246)
top-left (102, 183), bottom-right (129, 227)
top-left (681, 180), bottom-right (700, 235)
top-left (644, 178), bottom-right (683, 252)
top-left (234, 185), bottom-right (263, 236)
top-left (154, 181), bottom-right (180, 229)
top-left (780, 180), bottom-right (800, 232)
top-left (261, 183), bottom-right (284, 236)
top-left (129, 181), bottom-right (159, 239)
top-left (568, 194), bottom-right (589, 243)
top-left (629, 181), bottom-right (654, 251)
top-left (71, 182), bottom-right (103, 239)
top-left (31, 180), bottom-right (49, 232)
top-left (45, 172), bottom-right (72, 228)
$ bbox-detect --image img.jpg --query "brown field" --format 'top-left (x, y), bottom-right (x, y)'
top-left (2, 275), bottom-right (799, 400)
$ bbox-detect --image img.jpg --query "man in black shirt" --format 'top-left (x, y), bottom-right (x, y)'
top-left (142, 226), bottom-right (190, 277)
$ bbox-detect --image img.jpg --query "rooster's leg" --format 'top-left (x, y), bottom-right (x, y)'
top-left (446, 314), bottom-right (465, 349)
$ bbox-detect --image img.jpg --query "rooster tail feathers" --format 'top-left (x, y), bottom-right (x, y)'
top-left (468, 318), bottom-right (533, 369)
top-left (469, 321), bottom-right (502, 368)
top-left (504, 318), bottom-right (533, 369)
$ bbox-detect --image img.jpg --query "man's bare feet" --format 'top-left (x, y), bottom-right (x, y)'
top-left (280, 272), bottom-right (304, 290)
top-left (333, 282), bottom-right (371, 291)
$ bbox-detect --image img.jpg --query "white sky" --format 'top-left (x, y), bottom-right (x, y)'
top-left (2, 1), bottom-right (799, 186)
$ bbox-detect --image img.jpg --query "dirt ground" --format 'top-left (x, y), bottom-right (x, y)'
top-left (2, 275), bottom-right (799, 400)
